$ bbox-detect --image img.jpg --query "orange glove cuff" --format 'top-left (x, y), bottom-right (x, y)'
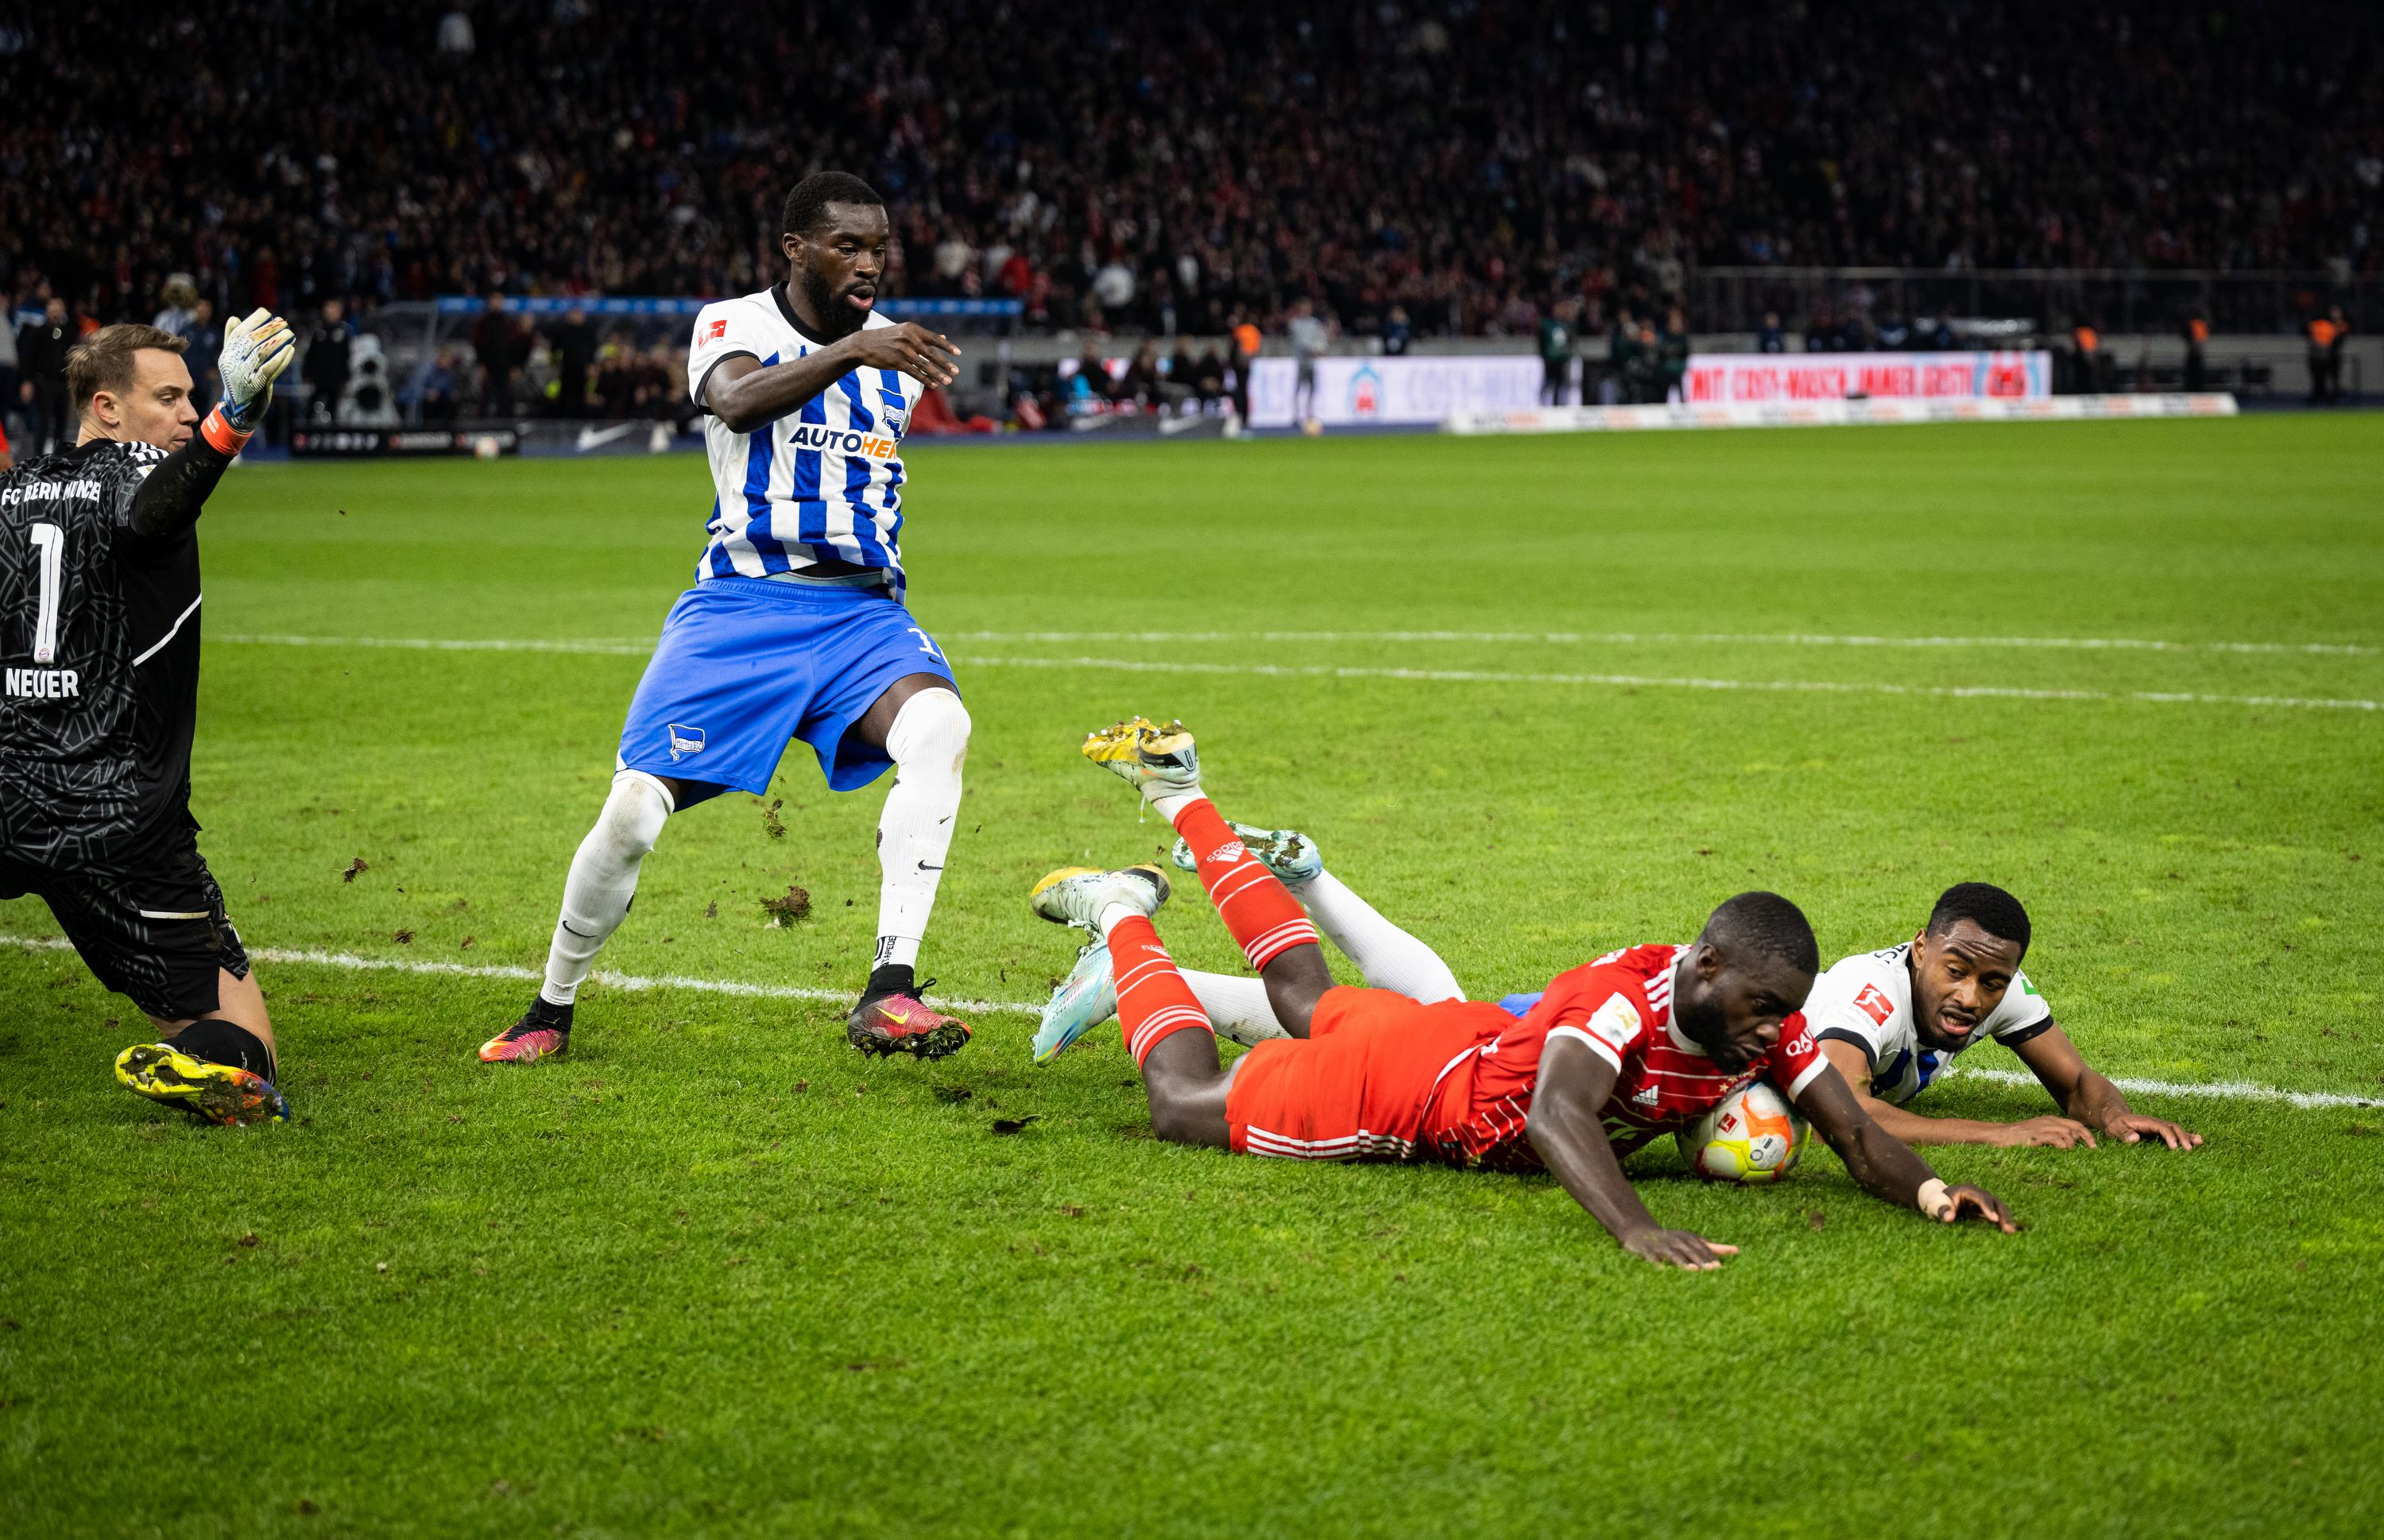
top-left (199, 406), bottom-right (252, 456)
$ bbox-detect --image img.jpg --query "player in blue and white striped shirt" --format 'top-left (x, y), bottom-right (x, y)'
top-left (480, 172), bottom-right (978, 1065)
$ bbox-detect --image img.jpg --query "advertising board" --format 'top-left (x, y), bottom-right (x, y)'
top-left (1683, 350), bottom-right (2051, 403)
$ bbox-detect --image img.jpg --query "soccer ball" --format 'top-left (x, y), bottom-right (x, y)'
top-left (472, 435), bottom-right (501, 460)
top-left (1677, 1077), bottom-right (1809, 1184)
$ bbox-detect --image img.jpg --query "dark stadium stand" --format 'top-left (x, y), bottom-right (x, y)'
top-left (5, 2), bottom-right (2379, 329)
top-left (3, 2), bottom-right (2378, 437)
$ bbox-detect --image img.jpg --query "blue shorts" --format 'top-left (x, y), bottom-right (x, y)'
top-left (617, 577), bottom-right (958, 795)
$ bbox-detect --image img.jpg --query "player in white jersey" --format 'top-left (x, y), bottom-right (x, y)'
top-left (480, 172), bottom-right (979, 1066)
top-left (1802, 884), bottom-right (2201, 1149)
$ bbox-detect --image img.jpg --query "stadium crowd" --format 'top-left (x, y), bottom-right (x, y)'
top-left (1, 0), bottom-right (2378, 374)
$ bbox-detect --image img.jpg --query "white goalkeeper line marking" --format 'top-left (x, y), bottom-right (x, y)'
top-left (948, 655), bottom-right (2382, 712)
top-left (6, 933), bottom-right (2370, 1109)
top-left (0, 934), bottom-right (1043, 1018)
top-left (1938, 1065), bottom-right (2377, 1112)
top-left (215, 630), bottom-right (2383, 657)
top-left (207, 637), bottom-right (2382, 710)
top-left (948, 630), bottom-right (2383, 656)
top-left (216, 633), bottom-right (657, 656)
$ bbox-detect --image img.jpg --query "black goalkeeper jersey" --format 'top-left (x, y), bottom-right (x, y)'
top-left (0, 438), bottom-right (207, 866)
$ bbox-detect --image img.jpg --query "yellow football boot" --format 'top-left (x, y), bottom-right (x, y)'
top-left (1080, 717), bottom-right (1201, 799)
top-left (114, 1043), bottom-right (288, 1127)
top-left (1028, 863), bottom-right (1171, 931)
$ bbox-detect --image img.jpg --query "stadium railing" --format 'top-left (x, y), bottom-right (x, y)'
top-left (1687, 267), bottom-right (2381, 339)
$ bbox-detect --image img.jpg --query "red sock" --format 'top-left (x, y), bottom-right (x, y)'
top-left (1109, 915), bottom-right (1214, 1066)
top-left (1170, 798), bottom-right (1319, 970)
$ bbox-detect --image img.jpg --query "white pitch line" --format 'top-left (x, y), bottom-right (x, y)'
top-left (205, 637), bottom-right (2382, 711)
top-left (0, 934), bottom-right (1043, 1017)
top-left (1942, 1064), bottom-right (2377, 1112)
top-left (946, 630), bottom-right (2382, 656)
top-left (217, 633), bottom-right (656, 656)
top-left (217, 631), bottom-right (2382, 657)
top-left (949, 655), bottom-right (2382, 712)
top-left (6, 933), bottom-right (2370, 1109)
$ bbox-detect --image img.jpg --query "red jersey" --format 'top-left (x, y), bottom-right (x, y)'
top-left (1425, 944), bottom-right (1828, 1171)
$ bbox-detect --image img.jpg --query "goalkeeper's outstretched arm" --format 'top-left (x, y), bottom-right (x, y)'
top-left (127, 308), bottom-right (293, 548)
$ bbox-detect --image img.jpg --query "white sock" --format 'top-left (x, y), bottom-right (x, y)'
top-left (1150, 785), bottom-right (1203, 823)
top-left (1291, 869), bottom-right (1464, 1003)
top-left (541, 772), bottom-right (674, 1006)
top-left (1092, 904), bottom-right (1285, 1045)
top-left (874, 689), bottom-right (970, 971)
top-left (1183, 969), bottom-right (1290, 1046)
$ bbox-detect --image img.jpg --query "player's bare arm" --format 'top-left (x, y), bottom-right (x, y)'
top-left (703, 330), bottom-right (958, 432)
top-left (703, 199), bottom-right (957, 431)
top-left (1527, 1035), bottom-right (1738, 1271)
top-left (2012, 1024), bottom-right (2202, 1149)
top-left (1816, 1037), bottom-right (2100, 1149)
top-left (1793, 1062), bottom-right (2015, 1230)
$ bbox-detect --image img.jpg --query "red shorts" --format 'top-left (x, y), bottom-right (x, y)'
top-left (1224, 987), bottom-right (1509, 1160)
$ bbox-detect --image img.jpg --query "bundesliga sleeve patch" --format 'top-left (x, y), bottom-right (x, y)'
top-left (1584, 994), bottom-right (1643, 1057)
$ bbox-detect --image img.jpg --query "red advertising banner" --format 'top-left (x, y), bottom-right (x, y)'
top-left (1685, 350), bottom-right (2050, 403)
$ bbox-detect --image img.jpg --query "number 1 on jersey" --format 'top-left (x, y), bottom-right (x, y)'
top-left (29, 522), bottom-right (63, 663)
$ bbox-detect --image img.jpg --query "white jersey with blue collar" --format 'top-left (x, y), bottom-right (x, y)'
top-left (686, 285), bottom-right (922, 598)
top-left (1802, 942), bottom-right (2054, 1105)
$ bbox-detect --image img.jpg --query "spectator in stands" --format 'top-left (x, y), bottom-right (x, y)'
top-left (2308, 308), bottom-right (2349, 404)
top-left (1756, 311), bottom-right (1786, 354)
top-left (0, 301), bottom-right (16, 445)
top-left (2069, 322), bottom-right (2104, 395)
top-left (1190, 346), bottom-right (1225, 412)
top-left (1382, 304), bottom-right (1412, 358)
top-left (415, 349), bottom-right (462, 424)
top-left (1229, 315), bottom-right (1260, 429)
top-left (1658, 307), bottom-right (1691, 404)
top-left (1067, 340), bottom-right (1109, 415)
top-left (1166, 339), bottom-right (1200, 412)
top-left (1538, 297), bottom-right (1577, 406)
top-left (2182, 314), bottom-right (2211, 392)
top-left (474, 296), bottom-right (528, 420)
top-left (153, 276), bottom-right (199, 341)
top-left (302, 299), bottom-right (352, 424)
top-left (1608, 308), bottom-right (1643, 404)
top-left (16, 296), bottom-right (72, 454)
top-left (3, 4), bottom-right (2378, 343)
top-left (1287, 298), bottom-right (1331, 431)
top-left (547, 306), bottom-right (598, 419)
top-left (1117, 340), bottom-right (1164, 409)
top-left (185, 300), bottom-right (223, 415)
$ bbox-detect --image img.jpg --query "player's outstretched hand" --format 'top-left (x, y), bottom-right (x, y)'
top-left (219, 308), bottom-right (297, 431)
top-left (1621, 1226), bottom-right (1738, 1271)
top-left (1926, 1183), bottom-right (2018, 1232)
top-left (2101, 1112), bottom-right (2202, 1149)
top-left (1986, 1114), bottom-right (2098, 1149)
top-left (847, 323), bottom-right (962, 389)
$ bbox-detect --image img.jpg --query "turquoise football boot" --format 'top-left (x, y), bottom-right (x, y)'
top-left (1031, 937), bottom-right (1120, 1066)
top-left (1170, 822), bottom-right (1323, 884)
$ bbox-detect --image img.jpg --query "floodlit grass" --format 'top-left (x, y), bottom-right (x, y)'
top-left (3, 416), bottom-right (2380, 1537)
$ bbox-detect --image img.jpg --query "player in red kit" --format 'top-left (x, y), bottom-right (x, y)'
top-left (1029, 718), bottom-right (2014, 1269)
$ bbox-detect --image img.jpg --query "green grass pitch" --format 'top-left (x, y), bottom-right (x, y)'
top-left (3, 415), bottom-right (2380, 1537)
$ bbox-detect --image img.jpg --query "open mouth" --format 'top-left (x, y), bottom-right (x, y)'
top-left (844, 286), bottom-right (877, 311)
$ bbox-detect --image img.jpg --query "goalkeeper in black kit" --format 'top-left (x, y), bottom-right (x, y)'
top-left (0, 312), bottom-right (296, 1125)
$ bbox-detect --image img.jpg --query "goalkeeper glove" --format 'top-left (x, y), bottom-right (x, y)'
top-left (217, 308), bottom-right (296, 433)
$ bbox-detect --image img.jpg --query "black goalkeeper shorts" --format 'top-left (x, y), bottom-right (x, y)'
top-left (0, 834), bottom-right (251, 1021)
